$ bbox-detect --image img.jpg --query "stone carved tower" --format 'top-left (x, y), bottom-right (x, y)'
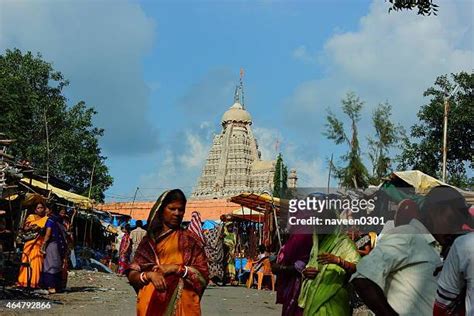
top-left (288, 168), bottom-right (298, 189)
top-left (191, 79), bottom-right (277, 199)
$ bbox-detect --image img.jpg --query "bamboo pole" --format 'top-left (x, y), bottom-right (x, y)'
top-left (43, 109), bottom-right (50, 190)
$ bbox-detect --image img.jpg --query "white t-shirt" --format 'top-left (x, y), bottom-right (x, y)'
top-left (436, 232), bottom-right (474, 315)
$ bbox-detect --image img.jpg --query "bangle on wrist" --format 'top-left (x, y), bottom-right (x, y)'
top-left (182, 266), bottom-right (189, 278)
top-left (140, 272), bottom-right (149, 284)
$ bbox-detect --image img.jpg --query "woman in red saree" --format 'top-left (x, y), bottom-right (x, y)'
top-left (127, 189), bottom-right (209, 316)
top-left (118, 224), bottom-right (132, 275)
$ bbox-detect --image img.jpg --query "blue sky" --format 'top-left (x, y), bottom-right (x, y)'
top-left (1, 0), bottom-right (472, 201)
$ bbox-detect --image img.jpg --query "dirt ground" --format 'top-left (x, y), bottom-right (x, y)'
top-left (1, 270), bottom-right (281, 316)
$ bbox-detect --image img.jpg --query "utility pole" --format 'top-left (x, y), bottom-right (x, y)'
top-left (130, 187), bottom-right (139, 217)
top-left (442, 85), bottom-right (459, 183)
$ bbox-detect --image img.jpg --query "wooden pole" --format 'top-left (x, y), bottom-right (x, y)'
top-left (442, 97), bottom-right (449, 182)
top-left (88, 162), bottom-right (96, 199)
top-left (43, 109), bottom-right (50, 190)
top-left (83, 218), bottom-right (88, 246)
top-left (327, 153), bottom-right (333, 194)
top-left (442, 85), bottom-right (459, 182)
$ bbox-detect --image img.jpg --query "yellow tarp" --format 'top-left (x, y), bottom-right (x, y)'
top-left (231, 207), bottom-right (264, 222)
top-left (230, 192), bottom-right (281, 212)
top-left (392, 170), bottom-right (474, 205)
top-left (20, 178), bottom-right (93, 209)
top-left (232, 207), bottom-right (264, 216)
top-left (392, 170), bottom-right (447, 195)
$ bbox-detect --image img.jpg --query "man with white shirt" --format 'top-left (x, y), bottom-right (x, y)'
top-left (351, 186), bottom-right (470, 316)
top-left (130, 220), bottom-right (147, 260)
top-left (434, 232), bottom-right (473, 315)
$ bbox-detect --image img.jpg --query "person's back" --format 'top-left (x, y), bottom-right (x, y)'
top-left (435, 232), bottom-right (474, 315)
top-left (352, 186), bottom-right (470, 316)
top-left (352, 219), bottom-right (441, 315)
top-left (131, 227), bottom-right (146, 247)
top-left (130, 221), bottom-right (147, 258)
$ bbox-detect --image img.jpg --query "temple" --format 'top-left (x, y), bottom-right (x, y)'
top-left (191, 76), bottom-right (297, 199)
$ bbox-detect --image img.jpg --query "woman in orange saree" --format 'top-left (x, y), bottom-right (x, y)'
top-left (128, 189), bottom-right (209, 316)
top-left (17, 202), bottom-right (48, 288)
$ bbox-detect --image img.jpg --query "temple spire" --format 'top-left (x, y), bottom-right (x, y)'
top-left (234, 86), bottom-right (240, 103)
top-left (240, 68), bottom-right (245, 109)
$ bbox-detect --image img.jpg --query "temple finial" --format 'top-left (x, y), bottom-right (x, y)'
top-left (240, 68), bottom-right (245, 108)
top-left (234, 85), bottom-right (240, 103)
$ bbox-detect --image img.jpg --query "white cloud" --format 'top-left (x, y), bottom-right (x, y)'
top-left (253, 127), bottom-right (328, 187)
top-left (253, 127), bottom-right (282, 161)
top-left (138, 122), bottom-right (214, 196)
top-left (0, 0), bottom-right (158, 155)
top-left (292, 45), bottom-right (318, 64)
top-left (178, 132), bottom-right (210, 169)
top-left (148, 150), bottom-right (176, 183)
top-left (291, 158), bottom-right (327, 187)
top-left (287, 0), bottom-right (474, 130)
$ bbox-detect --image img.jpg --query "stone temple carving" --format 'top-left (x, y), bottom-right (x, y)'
top-left (192, 82), bottom-right (296, 199)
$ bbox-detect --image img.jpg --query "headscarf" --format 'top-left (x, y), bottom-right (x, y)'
top-left (146, 190), bottom-right (170, 242)
top-left (146, 189), bottom-right (187, 242)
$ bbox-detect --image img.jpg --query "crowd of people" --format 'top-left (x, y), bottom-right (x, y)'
top-left (272, 186), bottom-right (473, 316)
top-left (119, 186), bottom-right (472, 316)
top-left (14, 185), bottom-right (473, 316)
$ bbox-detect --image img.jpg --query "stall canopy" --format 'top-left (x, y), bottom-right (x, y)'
top-left (390, 170), bottom-right (474, 205)
top-left (231, 207), bottom-right (264, 222)
top-left (229, 192), bottom-right (280, 212)
top-left (20, 178), bottom-right (93, 209)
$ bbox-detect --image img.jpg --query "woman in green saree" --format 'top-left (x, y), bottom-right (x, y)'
top-left (223, 222), bottom-right (237, 285)
top-left (298, 230), bottom-right (360, 316)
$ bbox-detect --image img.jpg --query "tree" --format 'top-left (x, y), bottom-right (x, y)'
top-left (0, 48), bottom-right (113, 202)
top-left (388, 0), bottom-right (439, 16)
top-left (273, 153), bottom-right (288, 198)
top-left (367, 102), bottom-right (405, 184)
top-left (397, 72), bottom-right (473, 188)
top-left (324, 92), bottom-right (369, 189)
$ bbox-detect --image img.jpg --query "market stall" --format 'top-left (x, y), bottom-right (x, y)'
top-left (229, 192), bottom-right (282, 253)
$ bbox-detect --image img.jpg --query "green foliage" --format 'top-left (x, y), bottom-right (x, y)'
top-left (273, 153), bottom-right (288, 198)
top-left (397, 72), bottom-right (473, 189)
top-left (388, 0), bottom-right (439, 16)
top-left (0, 48), bottom-right (113, 202)
top-left (324, 92), bottom-right (369, 189)
top-left (367, 102), bottom-right (405, 184)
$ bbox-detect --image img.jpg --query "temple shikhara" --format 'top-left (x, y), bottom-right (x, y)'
top-left (191, 82), bottom-right (278, 199)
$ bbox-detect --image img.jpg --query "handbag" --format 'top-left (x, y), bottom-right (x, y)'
top-left (16, 230), bottom-right (40, 245)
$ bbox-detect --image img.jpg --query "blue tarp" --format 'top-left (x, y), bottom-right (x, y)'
top-left (202, 220), bottom-right (218, 230)
top-left (129, 219), bottom-right (147, 227)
